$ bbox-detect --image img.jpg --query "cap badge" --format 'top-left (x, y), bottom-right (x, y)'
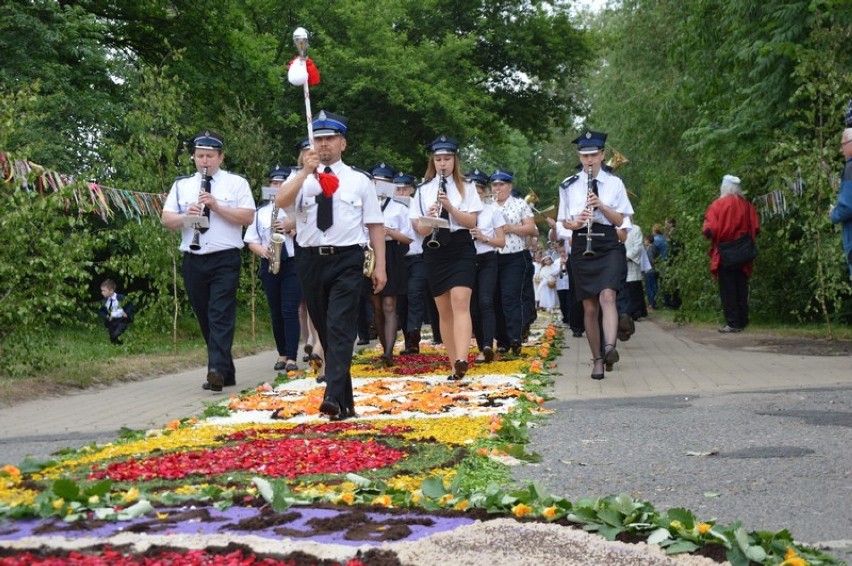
top-left (318, 110), bottom-right (327, 121)
top-left (585, 132), bottom-right (592, 139)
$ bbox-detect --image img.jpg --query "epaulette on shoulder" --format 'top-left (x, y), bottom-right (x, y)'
top-left (559, 174), bottom-right (579, 189)
top-left (350, 165), bottom-right (372, 179)
top-left (174, 173), bottom-right (194, 183)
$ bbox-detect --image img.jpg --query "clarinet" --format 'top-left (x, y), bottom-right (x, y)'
top-left (425, 172), bottom-right (447, 249)
top-left (582, 165), bottom-right (597, 257)
top-left (189, 167), bottom-right (210, 251)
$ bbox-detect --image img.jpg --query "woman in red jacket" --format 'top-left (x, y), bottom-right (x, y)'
top-left (702, 175), bottom-right (759, 333)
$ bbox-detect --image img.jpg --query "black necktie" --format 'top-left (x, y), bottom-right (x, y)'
top-left (199, 175), bottom-right (213, 233)
top-left (317, 167), bottom-right (334, 231)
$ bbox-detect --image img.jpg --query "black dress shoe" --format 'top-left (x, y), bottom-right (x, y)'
top-left (330, 407), bottom-right (356, 421)
top-left (497, 346), bottom-right (508, 354)
top-left (274, 360), bottom-right (287, 371)
top-left (482, 346), bottom-right (494, 363)
top-left (356, 338), bottom-right (370, 345)
top-left (319, 397), bottom-right (340, 417)
top-left (379, 354), bottom-right (394, 367)
top-left (572, 331), bottom-right (584, 338)
top-left (510, 341), bottom-right (522, 356)
top-left (206, 369), bottom-right (225, 392)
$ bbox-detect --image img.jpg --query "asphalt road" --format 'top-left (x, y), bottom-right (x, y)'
top-left (512, 386), bottom-right (852, 564)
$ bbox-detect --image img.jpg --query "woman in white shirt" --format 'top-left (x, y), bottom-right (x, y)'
top-left (467, 170), bottom-right (506, 363)
top-left (410, 136), bottom-right (482, 380)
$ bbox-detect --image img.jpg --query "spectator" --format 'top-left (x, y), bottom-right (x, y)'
top-left (98, 279), bottom-right (134, 345)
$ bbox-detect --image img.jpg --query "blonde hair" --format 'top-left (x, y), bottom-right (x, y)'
top-left (424, 154), bottom-right (466, 198)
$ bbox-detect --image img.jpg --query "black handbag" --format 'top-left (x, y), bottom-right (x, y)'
top-left (718, 234), bottom-right (757, 268)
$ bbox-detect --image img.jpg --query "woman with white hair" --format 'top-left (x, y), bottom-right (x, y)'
top-left (702, 175), bottom-right (760, 333)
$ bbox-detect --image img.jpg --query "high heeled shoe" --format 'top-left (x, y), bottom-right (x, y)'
top-left (603, 344), bottom-right (619, 365)
top-left (448, 359), bottom-right (468, 381)
top-left (591, 357), bottom-right (605, 380)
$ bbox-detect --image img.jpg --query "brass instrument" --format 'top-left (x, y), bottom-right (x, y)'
top-left (606, 147), bottom-right (629, 172)
top-left (268, 198), bottom-right (286, 274)
top-left (582, 165), bottom-right (603, 257)
top-left (524, 190), bottom-right (539, 206)
top-left (363, 243), bottom-right (376, 278)
top-left (189, 167), bottom-right (210, 251)
top-left (426, 172), bottom-right (447, 249)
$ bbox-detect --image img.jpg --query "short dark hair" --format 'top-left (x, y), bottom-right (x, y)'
top-left (101, 279), bottom-right (116, 290)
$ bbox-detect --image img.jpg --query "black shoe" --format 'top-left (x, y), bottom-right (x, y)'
top-left (591, 357), bottom-right (605, 380)
top-left (453, 359), bottom-right (468, 380)
top-left (482, 346), bottom-right (494, 363)
top-left (319, 397), bottom-right (341, 417)
top-left (572, 331), bottom-right (584, 338)
top-left (330, 406), bottom-right (356, 421)
top-left (497, 346), bottom-right (508, 354)
top-left (274, 360), bottom-right (287, 371)
top-left (510, 341), bottom-right (522, 356)
top-left (315, 375), bottom-right (325, 384)
top-left (356, 338), bottom-right (370, 345)
top-left (617, 329), bottom-right (631, 342)
top-left (304, 343), bottom-right (313, 356)
top-left (604, 344), bottom-right (620, 365)
top-left (380, 354), bottom-right (394, 367)
top-left (285, 361), bottom-right (299, 372)
top-left (618, 313), bottom-right (635, 337)
top-left (206, 369), bottom-right (225, 392)
top-left (605, 362), bottom-right (614, 372)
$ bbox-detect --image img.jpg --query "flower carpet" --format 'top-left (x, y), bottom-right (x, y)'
top-left (0, 322), bottom-right (843, 565)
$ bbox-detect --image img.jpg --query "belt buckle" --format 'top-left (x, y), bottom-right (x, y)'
top-left (318, 246), bottom-right (334, 256)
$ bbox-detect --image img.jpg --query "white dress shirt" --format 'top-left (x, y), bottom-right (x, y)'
top-left (409, 176), bottom-right (483, 231)
top-left (293, 160), bottom-right (384, 247)
top-left (474, 203), bottom-right (507, 255)
top-left (164, 170), bottom-right (256, 254)
top-left (244, 201), bottom-right (296, 257)
top-left (557, 168), bottom-right (634, 226)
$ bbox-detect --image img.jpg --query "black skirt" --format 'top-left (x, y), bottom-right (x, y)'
top-left (570, 223), bottom-right (626, 301)
top-left (423, 230), bottom-right (476, 296)
top-left (379, 240), bottom-right (409, 297)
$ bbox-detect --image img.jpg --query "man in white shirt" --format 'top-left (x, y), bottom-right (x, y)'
top-left (275, 110), bottom-right (387, 420)
top-left (161, 130), bottom-right (256, 392)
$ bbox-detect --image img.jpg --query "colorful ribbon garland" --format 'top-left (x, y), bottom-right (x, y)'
top-left (0, 150), bottom-right (165, 222)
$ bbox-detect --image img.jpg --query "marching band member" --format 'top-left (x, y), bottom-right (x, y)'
top-left (467, 169), bottom-right (506, 363)
top-left (394, 173), bottom-right (427, 355)
top-left (161, 130), bottom-right (255, 392)
top-left (369, 163), bottom-right (414, 366)
top-left (244, 165), bottom-right (301, 373)
top-left (558, 130), bottom-right (633, 380)
top-left (492, 169), bottom-right (538, 356)
top-left (409, 135), bottom-right (482, 380)
top-left (275, 110), bottom-right (386, 420)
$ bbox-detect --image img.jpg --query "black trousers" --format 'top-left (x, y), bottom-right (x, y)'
top-left (521, 251), bottom-right (536, 328)
top-left (182, 249), bottom-right (241, 384)
top-left (471, 251), bottom-right (498, 352)
top-left (106, 319), bottom-right (129, 344)
top-left (495, 251), bottom-right (528, 347)
top-left (718, 266), bottom-right (749, 329)
top-left (296, 247), bottom-right (363, 413)
top-left (259, 257), bottom-right (302, 360)
top-left (399, 254), bottom-right (426, 334)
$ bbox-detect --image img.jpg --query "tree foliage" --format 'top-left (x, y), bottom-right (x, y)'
top-left (588, 0), bottom-right (852, 327)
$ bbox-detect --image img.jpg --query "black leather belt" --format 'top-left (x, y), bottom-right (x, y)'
top-left (304, 244), bottom-right (362, 256)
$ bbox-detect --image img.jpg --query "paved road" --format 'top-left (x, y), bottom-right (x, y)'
top-left (1, 318), bottom-right (850, 562)
top-left (512, 318), bottom-right (852, 564)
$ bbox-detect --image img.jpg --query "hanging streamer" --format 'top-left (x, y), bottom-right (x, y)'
top-left (0, 150), bottom-right (166, 222)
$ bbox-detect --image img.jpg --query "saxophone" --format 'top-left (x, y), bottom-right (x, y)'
top-left (268, 199), bottom-right (285, 274)
top-left (363, 243), bottom-right (376, 278)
